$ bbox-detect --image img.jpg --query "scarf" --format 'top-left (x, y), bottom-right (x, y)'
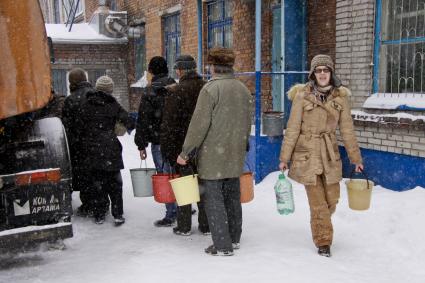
top-left (312, 83), bottom-right (333, 102)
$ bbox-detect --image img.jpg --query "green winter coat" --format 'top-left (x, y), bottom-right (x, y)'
top-left (280, 83), bottom-right (362, 186)
top-left (180, 74), bottom-right (253, 180)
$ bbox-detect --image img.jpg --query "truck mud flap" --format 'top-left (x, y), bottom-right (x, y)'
top-left (0, 222), bottom-right (72, 253)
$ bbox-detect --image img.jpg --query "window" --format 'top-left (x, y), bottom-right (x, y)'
top-left (135, 29), bottom-right (146, 80)
top-left (87, 69), bottom-right (106, 87)
top-left (52, 69), bottom-right (68, 96)
top-left (52, 69), bottom-right (104, 96)
top-left (163, 13), bottom-right (181, 78)
top-left (110, 0), bottom-right (118, 11)
top-left (374, 0), bottom-right (425, 93)
top-left (62, 0), bottom-right (84, 20)
top-left (53, 0), bottom-right (61, 24)
top-left (207, 0), bottom-right (233, 48)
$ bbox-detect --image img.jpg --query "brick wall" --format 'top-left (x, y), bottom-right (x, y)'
top-left (79, 0), bottom-right (277, 113)
top-left (119, 0), bottom-right (273, 112)
top-left (308, 0), bottom-right (336, 63)
top-left (52, 43), bottom-right (130, 109)
top-left (337, 113), bottom-right (425, 158)
top-left (335, 0), bottom-right (375, 109)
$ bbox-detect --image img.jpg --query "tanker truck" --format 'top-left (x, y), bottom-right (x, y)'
top-left (0, 1), bottom-right (73, 252)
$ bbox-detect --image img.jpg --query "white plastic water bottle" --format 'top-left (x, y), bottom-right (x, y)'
top-left (274, 173), bottom-right (295, 215)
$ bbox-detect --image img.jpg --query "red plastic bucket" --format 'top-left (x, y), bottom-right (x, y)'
top-left (152, 173), bottom-right (178, 203)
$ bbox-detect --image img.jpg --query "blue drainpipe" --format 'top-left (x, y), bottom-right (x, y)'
top-left (280, 0), bottom-right (285, 112)
top-left (255, 0), bottom-right (262, 183)
top-left (197, 0), bottom-right (203, 72)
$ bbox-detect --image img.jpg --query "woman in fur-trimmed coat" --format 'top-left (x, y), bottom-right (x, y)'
top-left (279, 54), bottom-right (363, 257)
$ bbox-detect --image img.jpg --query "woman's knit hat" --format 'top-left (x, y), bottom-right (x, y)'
top-left (148, 56), bottom-right (169, 75)
top-left (95, 75), bottom-right (114, 94)
top-left (309, 54), bottom-right (334, 80)
top-left (309, 54), bottom-right (342, 87)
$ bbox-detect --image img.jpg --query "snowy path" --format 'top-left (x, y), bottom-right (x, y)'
top-left (0, 133), bottom-right (424, 283)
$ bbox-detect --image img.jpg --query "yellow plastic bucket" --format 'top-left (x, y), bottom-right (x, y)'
top-left (345, 179), bottom-right (374, 211)
top-left (169, 174), bottom-right (200, 206)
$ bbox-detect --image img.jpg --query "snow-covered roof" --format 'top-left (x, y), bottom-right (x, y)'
top-left (363, 93), bottom-right (425, 110)
top-left (45, 23), bottom-right (127, 44)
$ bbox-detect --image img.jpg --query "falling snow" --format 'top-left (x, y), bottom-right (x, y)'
top-left (0, 133), bottom-right (423, 283)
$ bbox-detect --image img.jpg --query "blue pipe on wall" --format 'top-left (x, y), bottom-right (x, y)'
top-left (197, 0), bottom-right (203, 72)
top-left (254, 0), bottom-right (262, 183)
top-left (280, 0), bottom-right (285, 112)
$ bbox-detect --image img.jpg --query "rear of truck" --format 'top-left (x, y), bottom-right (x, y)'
top-left (0, 1), bottom-right (73, 252)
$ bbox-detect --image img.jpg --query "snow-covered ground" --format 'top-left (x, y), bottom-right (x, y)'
top-left (0, 133), bottom-right (424, 283)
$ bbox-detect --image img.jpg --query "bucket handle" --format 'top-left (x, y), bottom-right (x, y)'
top-left (140, 159), bottom-right (148, 169)
top-left (174, 161), bottom-right (197, 178)
top-left (349, 168), bottom-right (372, 190)
top-left (187, 162), bottom-right (197, 178)
top-left (139, 160), bottom-right (153, 175)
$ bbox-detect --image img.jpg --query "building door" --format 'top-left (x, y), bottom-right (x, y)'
top-left (271, 0), bottom-right (307, 124)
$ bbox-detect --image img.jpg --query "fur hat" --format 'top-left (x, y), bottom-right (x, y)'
top-left (95, 75), bottom-right (114, 94)
top-left (68, 68), bottom-right (87, 86)
top-left (148, 56), bottom-right (169, 75)
top-left (174, 54), bottom-right (197, 70)
top-left (309, 54), bottom-right (342, 87)
top-left (207, 47), bottom-right (235, 67)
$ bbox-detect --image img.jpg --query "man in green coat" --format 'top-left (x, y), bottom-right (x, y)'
top-left (177, 47), bottom-right (252, 256)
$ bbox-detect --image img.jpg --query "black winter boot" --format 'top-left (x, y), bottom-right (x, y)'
top-left (204, 245), bottom-right (233, 256)
top-left (318, 245), bottom-right (331, 257)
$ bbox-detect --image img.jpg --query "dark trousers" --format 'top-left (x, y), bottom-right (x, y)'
top-left (201, 178), bottom-right (242, 251)
top-left (72, 168), bottom-right (92, 208)
top-left (87, 170), bottom-right (123, 218)
top-left (176, 200), bottom-right (209, 233)
top-left (174, 164), bottom-right (209, 232)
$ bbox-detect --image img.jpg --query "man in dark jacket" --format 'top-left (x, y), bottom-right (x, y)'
top-left (160, 55), bottom-right (209, 236)
top-left (62, 68), bottom-right (94, 217)
top-left (79, 76), bottom-right (134, 225)
top-left (134, 56), bottom-right (177, 227)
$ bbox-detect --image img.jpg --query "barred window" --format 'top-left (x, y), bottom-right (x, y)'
top-left (207, 0), bottom-right (233, 49)
top-left (163, 13), bottom-right (181, 78)
top-left (377, 0), bottom-right (425, 93)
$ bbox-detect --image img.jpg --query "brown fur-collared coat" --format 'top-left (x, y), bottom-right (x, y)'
top-left (279, 84), bottom-right (362, 186)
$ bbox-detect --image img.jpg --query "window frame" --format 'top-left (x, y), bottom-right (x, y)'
top-left (207, 0), bottom-right (233, 49)
top-left (134, 28), bottom-right (146, 80)
top-left (110, 0), bottom-right (118, 11)
top-left (61, 0), bottom-right (84, 22)
top-left (162, 13), bottom-right (181, 78)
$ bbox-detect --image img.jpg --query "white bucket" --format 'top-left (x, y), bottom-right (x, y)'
top-left (130, 168), bottom-right (156, 197)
